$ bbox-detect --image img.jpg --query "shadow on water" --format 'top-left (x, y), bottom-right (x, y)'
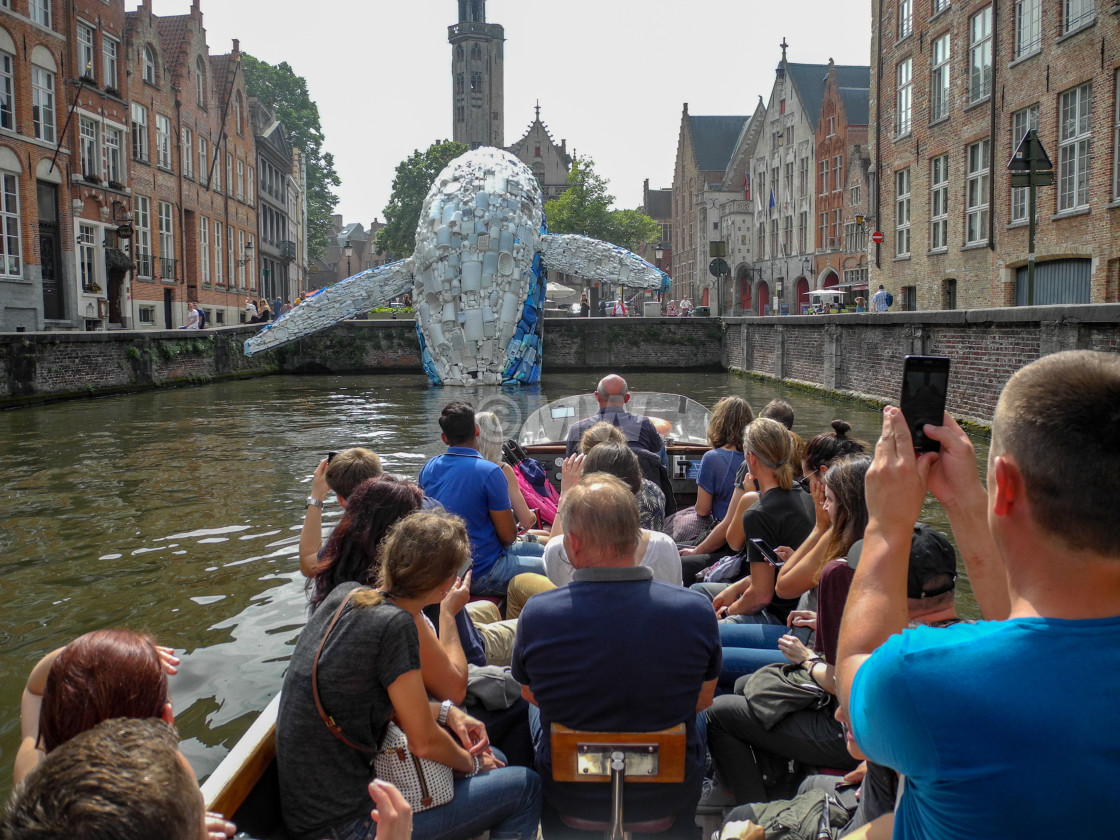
top-left (0, 371), bottom-right (987, 794)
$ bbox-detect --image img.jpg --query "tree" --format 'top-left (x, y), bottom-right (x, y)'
top-left (543, 157), bottom-right (661, 253)
top-left (241, 55), bottom-right (340, 261)
top-left (374, 140), bottom-right (468, 258)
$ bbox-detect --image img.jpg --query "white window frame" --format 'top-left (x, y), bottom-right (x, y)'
top-left (896, 58), bottom-right (912, 137)
top-left (103, 126), bottom-right (122, 185)
top-left (819, 160), bottom-right (828, 195)
top-left (930, 155), bottom-right (948, 251)
top-left (79, 116), bottom-right (99, 178)
top-left (155, 114), bottom-right (172, 170)
top-left (833, 155), bottom-right (843, 192)
top-left (968, 7), bottom-right (992, 104)
top-left (213, 220), bottom-right (223, 286)
top-left (142, 46), bottom-right (156, 84)
top-left (965, 139), bottom-right (990, 245)
top-left (29, 0), bottom-right (51, 28)
top-left (78, 223), bottom-right (100, 291)
top-left (226, 152), bottom-right (233, 196)
top-left (1063, 0), bottom-right (1094, 33)
top-left (895, 168), bottom-right (911, 258)
top-left (134, 195), bottom-right (151, 277)
top-left (0, 51), bottom-right (12, 131)
top-left (102, 36), bottom-right (118, 90)
top-left (237, 228), bottom-right (247, 287)
top-left (0, 170), bottom-right (21, 278)
top-left (181, 127), bottom-right (193, 179)
top-left (1014, 0), bottom-right (1041, 59)
top-left (198, 136), bottom-right (209, 187)
top-left (236, 159), bottom-right (244, 201)
top-left (158, 200), bottom-right (174, 278)
top-left (199, 215), bottom-right (210, 284)
top-left (246, 165), bottom-right (255, 206)
top-left (195, 57), bottom-right (206, 108)
top-left (931, 34), bottom-right (950, 122)
top-left (1058, 83), bottom-right (1092, 211)
top-left (227, 228), bottom-right (235, 288)
top-left (1010, 105), bottom-right (1040, 222)
top-left (77, 23), bottom-right (95, 79)
top-left (31, 65), bottom-right (56, 143)
top-left (131, 102), bottom-right (148, 161)
top-left (932, 0), bottom-right (950, 13)
top-left (138, 306), bottom-right (155, 324)
top-left (898, 0), bottom-right (913, 39)
top-left (1114, 70), bottom-right (1120, 201)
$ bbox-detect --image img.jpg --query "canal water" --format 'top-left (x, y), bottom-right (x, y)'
top-left (0, 371), bottom-right (986, 794)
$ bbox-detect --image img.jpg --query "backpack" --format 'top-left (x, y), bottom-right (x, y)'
top-left (737, 788), bottom-right (852, 840)
top-left (197, 308), bottom-right (206, 328)
top-left (501, 440), bottom-right (560, 527)
top-left (885, 292), bottom-right (894, 307)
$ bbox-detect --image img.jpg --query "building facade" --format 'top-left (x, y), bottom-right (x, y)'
top-left (506, 104), bottom-right (571, 202)
top-left (449, 0), bottom-right (503, 150)
top-left (251, 97), bottom-right (299, 306)
top-left (870, 0), bottom-right (1120, 309)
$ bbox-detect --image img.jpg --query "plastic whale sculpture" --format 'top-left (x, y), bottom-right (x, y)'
top-left (244, 147), bottom-right (666, 385)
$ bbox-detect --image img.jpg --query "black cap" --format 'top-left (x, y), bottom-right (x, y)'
top-left (845, 523), bottom-right (957, 599)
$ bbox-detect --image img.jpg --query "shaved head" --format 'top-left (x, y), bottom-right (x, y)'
top-left (595, 374), bottom-right (629, 406)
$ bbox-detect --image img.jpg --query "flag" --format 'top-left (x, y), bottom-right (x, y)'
top-left (768, 189), bottom-right (775, 218)
top-left (755, 190), bottom-right (762, 216)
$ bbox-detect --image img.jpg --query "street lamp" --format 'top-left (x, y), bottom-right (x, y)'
top-left (344, 240), bottom-right (353, 278)
top-left (237, 240), bottom-right (254, 266)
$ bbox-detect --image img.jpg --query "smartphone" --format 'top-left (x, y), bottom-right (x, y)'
top-left (327, 450), bottom-right (339, 464)
top-left (900, 355), bottom-right (950, 453)
top-left (750, 537), bottom-right (785, 568)
top-left (790, 624), bottom-right (813, 644)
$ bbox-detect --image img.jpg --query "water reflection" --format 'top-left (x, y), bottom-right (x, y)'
top-left (0, 371), bottom-right (986, 793)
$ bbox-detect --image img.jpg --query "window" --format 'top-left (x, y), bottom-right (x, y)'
top-left (898, 0), bottom-right (912, 39)
top-left (798, 211), bottom-right (807, 252)
top-left (238, 229), bottom-right (247, 287)
top-left (784, 126), bottom-right (794, 148)
top-left (138, 306), bottom-right (155, 324)
top-left (226, 153), bottom-right (233, 196)
top-left (819, 160), bottom-right (829, 195)
top-left (236, 159), bottom-right (244, 200)
top-left (850, 184), bottom-right (861, 205)
top-left (895, 168), bottom-right (911, 257)
top-left (213, 221), bottom-right (223, 285)
top-left (155, 114), bottom-right (172, 169)
top-left (819, 212), bottom-right (828, 251)
top-left (78, 224), bottom-right (98, 290)
top-left (77, 23), bottom-right (95, 78)
top-left (131, 102), bottom-right (148, 161)
top-left (757, 224), bottom-right (765, 260)
top-left (833, 155), bottom-right (843, 192)
top-left (896, 58), bottom-right (912, 137)
top-left (195, 56), bottom-right (206, 108)
top-left (0, 51), bottom-right (12, 130)
top-left (933, 0), bottom-right (950, 13)
top-left (142, 46), bottom-right (156, 84)
top-left (1014, 0), bottom-right (1041, 59)
top-left (29, 0), bottom-right (51, 27)
top-left (968, 7), bottom-right (992, 104)
top-left (199, 216), bottom-right (210, 285)
top-left (181, 127), bottom-right (193, 178)
top-left (158, 200), bottom-right (174, 278)
top-left (1058, 83), bottom-right (1091, 211)
top-left (783, 215), bottom-right (793, 255)
top-left (930, 34), bottom-right (950, 122)
top-left (198, 136), bottom-right (209, 187)
top-left (1010, 105), bottom-right (1040, 222)
top-left (930, 155), bottom-right (948, 250)
top-left (784, 162), bottom-right (793, 195)
top-left (966, 139), bottom-right (990, 244)
top-left (232, 93), bottom-right (243, 135)
top-left (798, 157), bottom-right (808, 195)
top-left (832, 209), bottom-right (842, 245)
top-left (227, 229), bottom-right (236, 288)
top-left (102, 37), bottom-right (119, 90)
top-left (770, 220), bottom-right (778, 257)
top-left (246, 166), bottom-right (254, 205)
top-left (1063, 0), bottom-right (1094, 33)
top-left (942, 278), bottom-right (957, 310)
top-left (134, 196), bottom-right (151, 277)
top-left (0, 171), bottom-right (20, 277)
top-left (104, 127), bottom-right (122, 185)
top-left (827, 115), bottom-right (836, 136)
top-left (213, 146), bottom-right (221, 192)
top-left (1114, 70), bottom-right (1120, 201)
top-left (31, 66), bottom-right (56, 142)
top-left (79, 117), bottom-right (99, 178)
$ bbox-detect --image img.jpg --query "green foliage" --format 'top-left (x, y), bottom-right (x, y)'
top-left (374, 141), bottom-right (468, 258)
top-left (543, 157), bottom-right (661, 253)
top-left (241, 55), bottom-right (340, 261)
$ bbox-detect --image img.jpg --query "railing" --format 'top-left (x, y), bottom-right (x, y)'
top-left (160, 257), bottom-right (178, 280)
top-left (280, 240), bottom-right (297, 260)
top-left (135, 251), bottom-right (153, 278)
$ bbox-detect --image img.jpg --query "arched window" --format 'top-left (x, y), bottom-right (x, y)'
top-left (470, 44), bottom-right (482, 61)
top-left (232, 92), bottom-right (243, 135)
top-left (470, 72), bottom-right (482, 92)
top-left (455, 73), bottom-right (464, 95)
top-left (456, 45), bottom-right (464, 61)
top-left (195, 56), bottom-right (206, 108)
top-left (142, 45), bottom-right (156, 83)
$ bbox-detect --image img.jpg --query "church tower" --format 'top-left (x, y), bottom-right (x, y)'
top-left (449, 0), bottom-right (504, 149)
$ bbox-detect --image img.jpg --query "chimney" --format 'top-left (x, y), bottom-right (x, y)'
top-left (232, 38), bottom-right (240, 56)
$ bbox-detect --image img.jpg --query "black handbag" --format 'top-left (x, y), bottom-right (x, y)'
top-left (737, 662), bottom-right (832, 730)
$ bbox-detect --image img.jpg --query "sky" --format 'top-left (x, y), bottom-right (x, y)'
top-left (145, 0), bottom-right (873, 230)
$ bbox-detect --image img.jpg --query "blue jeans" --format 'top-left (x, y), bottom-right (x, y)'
top-left (472, 540), bottom-right (546, 597)
top-left (717, 623), bottom-right (788, 692)
top-left (334, 767), bottom-right (542, 840)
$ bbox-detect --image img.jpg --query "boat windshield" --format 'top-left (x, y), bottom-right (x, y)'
top-left (519, 392), bottom-right (712, 447)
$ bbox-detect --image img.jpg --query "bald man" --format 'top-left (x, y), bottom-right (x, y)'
top-left (564, 374), bottom-right (663, 457)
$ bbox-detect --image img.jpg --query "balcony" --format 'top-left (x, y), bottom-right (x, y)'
top-left (135, 251), bottom-right (153, 278)
top-left (160, 257), bottom-right (178, 280)
top-left (280, 240), bottom-right (297, 260)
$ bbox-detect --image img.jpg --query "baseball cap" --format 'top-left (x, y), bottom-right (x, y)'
top-left (844, 522), bottom-right (958, 599)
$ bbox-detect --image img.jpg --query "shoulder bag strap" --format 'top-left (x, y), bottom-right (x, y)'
top-left (311, 588), bottom-right (377, 753)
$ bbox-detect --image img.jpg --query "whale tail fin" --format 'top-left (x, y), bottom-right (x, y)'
top-left (243, 259), bottom-right (415, 356)
top-left (538, 234), bottom-right (663, 291)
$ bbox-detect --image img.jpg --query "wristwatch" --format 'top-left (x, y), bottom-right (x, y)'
top-left (438, 699), bottom-right (453, 726)
top-left (306, 496), bottom-right (324, 510)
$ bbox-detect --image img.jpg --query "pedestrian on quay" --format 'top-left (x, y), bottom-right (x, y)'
top-left (872, 285), bottom-right (890, 312)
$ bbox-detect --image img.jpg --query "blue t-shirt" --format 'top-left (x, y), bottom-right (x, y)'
top-left (850, 616), bottom-right (1120, 840)
top-left (696, 448), bottom-right (744, 520)
top-left (512, 566), bottom-right (721, 819)
top-left (418, 447), bottom-right (511, 576)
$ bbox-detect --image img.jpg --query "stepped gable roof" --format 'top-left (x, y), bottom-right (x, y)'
top-left (210, 53), bottom-right (236, 104)
top-left (645, 189), bottom-right (672, 219)
top-left (787, 63), bottom-right (869, 130)
top-left (839, 86), bottom-right (870, 126)
top-left (689, 115), bottom-right (749, 173)
top-left (154, 14), bottom-right (192, 73)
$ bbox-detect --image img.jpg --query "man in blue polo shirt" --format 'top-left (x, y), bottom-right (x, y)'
top-left (513, 474), bottom-right (720, 839)
top-left (419, 401), bottom-right (544, 596)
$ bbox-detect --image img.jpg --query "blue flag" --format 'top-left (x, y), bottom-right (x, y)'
top-left (768, 189), bottom-right (775, 218)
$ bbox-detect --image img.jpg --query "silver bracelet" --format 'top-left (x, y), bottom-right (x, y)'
top-left (438, 699), bottom-right (453, 727)
top-left (467, 754), bottom-right (483, 777)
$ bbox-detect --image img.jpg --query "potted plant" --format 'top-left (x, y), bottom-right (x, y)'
top-left (84, 173), bottom-right (102, 185)
top-left (108, 179), bottom-right (125, 190)
top-left (83, 282), bottom-right (103, 293)
top-left (104, 86), bottom-right (122, 98)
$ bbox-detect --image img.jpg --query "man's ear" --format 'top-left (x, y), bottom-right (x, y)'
top-left (441, 432), bottom-right (450, 446)
top-left (990, 455), bottom-right (1021, 518)
top-left (623, 392), bottom-right (631, 403)
top-left (474, 424), bottom-right (481, 438)
top-left (162, 702), bottom-right (175, 726)
top-left (336, 493), bottom-right (346, 509)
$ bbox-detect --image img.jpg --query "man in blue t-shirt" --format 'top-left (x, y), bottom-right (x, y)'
top-left (837, 350), bottom-right (1120, 840)
top-left (513, 474), bottom-right (721, 839)
top-left (419, 401), bottom-right (544, 596)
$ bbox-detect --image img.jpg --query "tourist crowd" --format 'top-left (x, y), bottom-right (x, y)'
top-left (4, 353), bottom-right (1119, 840)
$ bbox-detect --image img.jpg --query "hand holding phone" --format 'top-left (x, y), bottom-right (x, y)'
top-left (900, 355), bottom-right (950, 453)
top-left (750, 537), bottom-right (785, 568)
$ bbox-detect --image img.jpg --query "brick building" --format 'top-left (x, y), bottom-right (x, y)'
top-left (641, 178), bottom-right (673, 279)
top-left (869, 0), bottom-right (1120, 310)
top-left (251, 97), bottom-right (299, 307)
top-left (449, 0), bottom-right (503, 150)
top-left (813, 59), bottom-right (871, 307)
top-left (124, 0), bottom-right (256, 330)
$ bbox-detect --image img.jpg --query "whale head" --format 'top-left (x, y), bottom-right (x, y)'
top-left (410, 147), bottom-right (546, 385)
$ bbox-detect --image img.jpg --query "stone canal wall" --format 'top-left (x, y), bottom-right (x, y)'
top-left (724, 304), bottom-right (1120, 427)
top-left (4, 307), bottom-right (1120, 421)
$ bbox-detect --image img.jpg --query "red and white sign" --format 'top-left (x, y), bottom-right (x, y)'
top-left (871, 231), bottom-right (884, 244)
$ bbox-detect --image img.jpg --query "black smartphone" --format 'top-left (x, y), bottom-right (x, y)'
top-left (790, 624), bottom-right (813, 644)
top-left (900, 356), bottom-right (950, 453)
top-left (750, 537), bottom-right (785, 568)
top-left (327, 450), bottom-right (339, 464)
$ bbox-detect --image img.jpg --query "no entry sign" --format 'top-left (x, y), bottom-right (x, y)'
top-left (871, 231), bottom-right (884, 244)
